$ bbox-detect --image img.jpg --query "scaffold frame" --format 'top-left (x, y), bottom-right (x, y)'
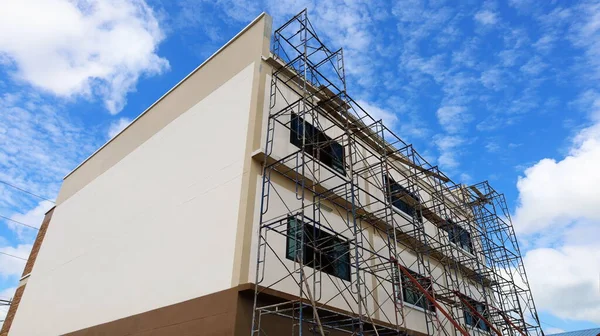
top-left (251, 9), bottom-right (543, 336)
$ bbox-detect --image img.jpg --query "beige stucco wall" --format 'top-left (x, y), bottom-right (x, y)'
top-left (245, 69), bottom-right (431, 333)
top-left (247, 171), bottom-right (492, 335)
top-left (246, 173), bottom-right (458, 335)
top-left (10, 13), bottom-right (272, 336)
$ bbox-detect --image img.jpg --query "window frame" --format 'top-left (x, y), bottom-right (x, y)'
top-left (463, 298), bottom-right (491, 332)
top-left (443, 220), bottom-right (474, 254)
top-left (285, 216), bottom-right (351, 282)
top-left (399, 268), bottom-right (436, 312)
top-left (290, 113), bottom-right (346, 175)
top-left (383, 174), bottom-right (423, 222)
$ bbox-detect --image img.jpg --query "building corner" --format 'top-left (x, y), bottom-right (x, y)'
top-left (1, 206), bottom-right (55, 336)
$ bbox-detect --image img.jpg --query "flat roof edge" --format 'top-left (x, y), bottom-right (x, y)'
top-left (63, 12), bottom-right (269, 180)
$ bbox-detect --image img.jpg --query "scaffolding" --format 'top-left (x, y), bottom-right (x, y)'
top-left (251, 10), bottom-right (544, 336)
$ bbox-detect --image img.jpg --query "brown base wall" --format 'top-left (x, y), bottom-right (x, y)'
top-left (63, 284), bottom-right (356, 336)
top-left (65, 287), bottom-right (241, 336)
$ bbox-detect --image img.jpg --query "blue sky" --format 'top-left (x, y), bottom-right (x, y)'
top-left (1, 0), bottom-right (600, 332)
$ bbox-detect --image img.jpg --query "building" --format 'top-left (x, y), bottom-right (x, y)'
top-left (1, 11), bottom-right (544, 336)
top-left (549, 329), bottom-right (600, 336)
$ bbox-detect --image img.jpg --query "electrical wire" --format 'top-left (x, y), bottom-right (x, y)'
top-left (0, 251), bottom-right (27, 261)
top-left (0, 180), bottom-right (55, 204)
top-left (540, 320), bottom-right (565, 333)
top-left (0, 215), bottom-right (39, 231)
top-left (0, 181), bottom-right (48, 262)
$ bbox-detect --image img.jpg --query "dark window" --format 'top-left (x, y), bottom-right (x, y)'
top-left (443, 220), bottom-right (473, 254)
top-left (464, 298), bottom-right (490, 331)
top-left (286, 217), bottom-right (351, 281)
top-left (384, 175), bottom-right (422, 222)
top-left (290, 113), bottom-right (345, 175)
top-left (400, 268), bottom-right (435, 311)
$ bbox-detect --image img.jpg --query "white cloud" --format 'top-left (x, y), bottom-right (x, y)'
top-left (0, 92), bottom-right (99, 212)
top-left (0, 286), bottom-right (16, 327)
top-left (182, 0), bottom-right (380, 81)
top-left (520, 56), bottom-right (547, 76)
top-left (107, 117), bottom-right (132, 139)
top-left (356, 100), bottom-right (398, 129)
top-left (0, 244), bottom-right (31, 278)
top-left (9, 201), bottom-right (54, 241)
top-left (508, 0), bottom-right (537, 13)
top-left (524, 244), bottom-right (600, 323)
top-left (392, 0), bottom-right (454, 47)
top-left (497, 49), bottom-right (520, 68)
top-left (533, 34), bottom-right (556, 52)
top-left (485, 141), bottom-right (500, 152)
top-left (175, 0), bottom-right (261, 44)
top-left (436, 105), bottom-right (472, 134)
top-left (0, 287), bottom-right (16, 301)
top-left (403, 53), bottom-right (448, 83)
top-left (568, 2), bottom-right (600, 81)
top-left (459, 173), bottom-right (472, 184)
top-left (0, 0), bottom-right (169, 114)
top-left (514, 122), bottom-right (600, 234)
top-left (434, 135), bottom-right (464, 169)
top-left (268, 0), bottom-right (379, 81)
top-left (480, 68), bottom-right (505, 91)
top-left (514, 88), bottom-right (600, 320)
top-left (474, 10), bottom-right (498, 25)
top-left (398, 119), bottom-right (429, 141)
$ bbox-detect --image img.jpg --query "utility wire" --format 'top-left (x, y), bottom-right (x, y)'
top-left (0, 181), bottom-right (46, 263)
top-left (0, 180), bottom-right (55, 204)
top-left (540, 320), bottom-right (564, 332)
top-left (0, 251), bottom-right (27, 261)
top-left (0, 215), bottom-right (39, 231)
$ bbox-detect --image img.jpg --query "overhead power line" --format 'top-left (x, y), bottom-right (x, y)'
top-left (0, 215), bottom-right (39, 231)
top-left (540, 320), bottom-right (564, 331)
top-left (0, 251), bottom-right (27, 261)
top-left (0, 180), bottom-right (55, 204)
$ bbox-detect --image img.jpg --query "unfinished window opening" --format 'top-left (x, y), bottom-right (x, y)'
top-left (286, 216), bottom-right (351, 281)
top-left (290, 113), bottom-right (345, 175)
